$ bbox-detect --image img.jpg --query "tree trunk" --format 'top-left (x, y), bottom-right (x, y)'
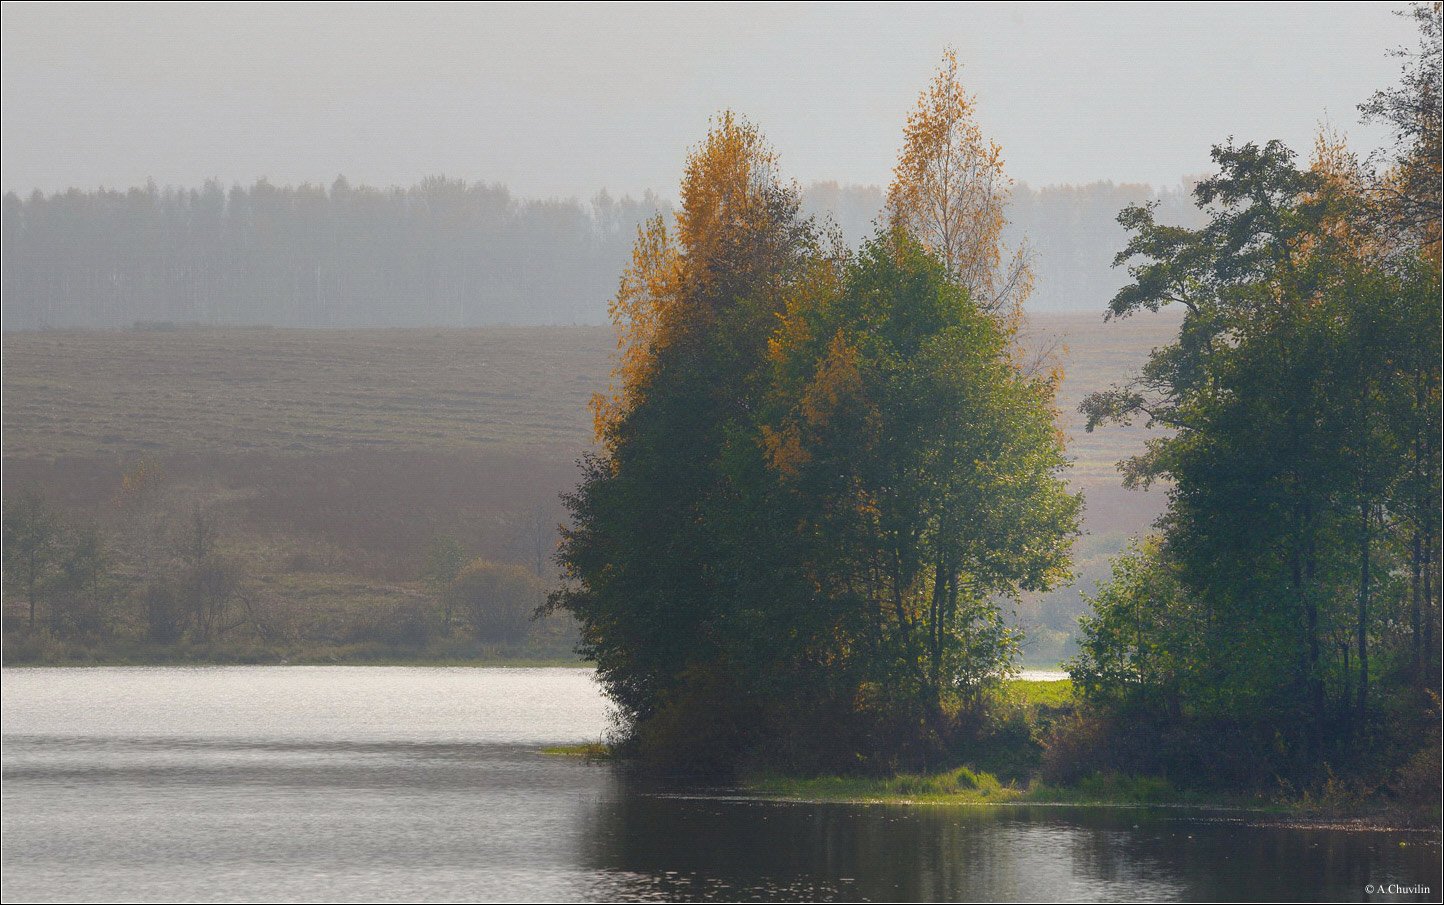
top-left (1356, 501), bottom-right (1371, 730)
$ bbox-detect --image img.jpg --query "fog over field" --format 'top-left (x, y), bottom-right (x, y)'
top-left (3, 177), bottom-right (1207, 326)
top-left (0, 3), bottom-right (1416, 328)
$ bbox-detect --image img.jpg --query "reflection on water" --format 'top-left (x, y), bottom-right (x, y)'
top-left (2, 667), bottom-right (1438, 903)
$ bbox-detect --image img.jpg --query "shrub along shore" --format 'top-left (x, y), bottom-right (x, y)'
top-left (547, 678), bottom-right (1439, 829)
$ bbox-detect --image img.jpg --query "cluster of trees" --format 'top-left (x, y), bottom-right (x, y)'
top-left (2, 476), bottom-right (567, 658)
top-left (3, 491), bottom-right (115, 640)
top-left (2, 484), bottom-right (253, 647)
top-left (2, 175), bottom-right (1203, 331)
top-left (552, 53), bottom-right (1079, 774)
top-left (1069, 3), bottom-right (1440, 789)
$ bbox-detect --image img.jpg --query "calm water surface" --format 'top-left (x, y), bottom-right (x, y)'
top-left (2, 667), bottom-right (1437, 903)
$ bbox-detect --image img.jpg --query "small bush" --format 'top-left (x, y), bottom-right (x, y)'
top-left (444, 560), bottom-right (544, 644)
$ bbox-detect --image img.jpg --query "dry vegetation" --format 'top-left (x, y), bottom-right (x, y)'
top-left (2, 311), bottom-right (1180, 662)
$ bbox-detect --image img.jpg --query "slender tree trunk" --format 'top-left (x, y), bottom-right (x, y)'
top-left (929, 549), bottom-right (947, 696)
top-left (1412, 528), bottom-right (1423, 679)
top-left (1357, 501), bottom-right (1371, 730)
top-left (1294, 505), bottom-right (1324, 753)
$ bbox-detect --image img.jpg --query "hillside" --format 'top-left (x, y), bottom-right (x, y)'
top-left (2, 310), bottom-right (1181, 661)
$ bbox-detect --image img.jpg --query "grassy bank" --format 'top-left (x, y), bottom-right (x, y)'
top-left (742, 768), bottom-right (1438, 829)
top-left (740, 678), bottom-right (1437, 829)
top-left (539, 677), bottom-right (1436, 830)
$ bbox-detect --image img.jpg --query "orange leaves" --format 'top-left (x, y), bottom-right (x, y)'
top-left (112, 458), bottom-right (164, 512)
top-left (887, 48), bottom-right (1031, 319)
top-left (593, 112), bottom-right (785, 447)
top-left (1302, 128), bottom-right (1385, 264)
top-left (677, 112), bottom-right (785, 287)
top-left (764, 329), bottom-right (878, 482)
top-left (592, 215), bottom-right (683, 442)
top-left (799, 330), bottom-right (868, 430)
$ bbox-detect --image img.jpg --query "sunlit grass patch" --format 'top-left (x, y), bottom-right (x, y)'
top-left (1006, 677), bottom-right (1074, 709)
top-left (750, 766), bottom-right (1021, 804)
top-left (541, 742), bottom-right (613, 759)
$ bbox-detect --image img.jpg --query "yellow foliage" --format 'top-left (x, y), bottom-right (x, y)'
top-left (887, 48), bottom-right (1032, 319)
top-left (676, 111), bottom-right (784, 287)
top-left (593, 112), bottom-right (790, 447)
top-left (1302, 128), bottom-right (1386, 264)
top-left (112, 458), bottom-right (165, 512)
top-left (591, 215), bottom-right (683, 441)
top-left (799, 330), bottom-right (866, 429)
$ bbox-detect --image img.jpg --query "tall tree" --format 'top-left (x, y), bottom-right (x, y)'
top-left (887, 49), bottom-right (1033, 321)
top-left (553, 114), bottom-right (818, 765)
top-left (764, 228), bottom-right (1079, 727)
top-left (1358, 1), bottom-right (1442, 261)
top-left (1077, 134), bottom-right (1439, 771)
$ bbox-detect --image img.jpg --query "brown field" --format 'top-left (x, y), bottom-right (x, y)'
top-left (2, 310), bottom-right (1182, 661)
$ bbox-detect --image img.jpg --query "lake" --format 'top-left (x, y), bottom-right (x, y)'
top-left (2, 667), bottom-right (1437, 902)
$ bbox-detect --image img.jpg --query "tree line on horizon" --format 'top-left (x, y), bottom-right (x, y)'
top-left (1, 175), bottom-right (1200, 329)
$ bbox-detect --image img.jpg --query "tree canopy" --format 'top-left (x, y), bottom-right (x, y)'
top-left (553, 76), bottom-right (1078, 772)
top-left (1071, 3), bottom-right (1441, 786)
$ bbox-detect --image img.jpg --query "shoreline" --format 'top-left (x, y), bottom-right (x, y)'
top-left (0, 656), bottom-right (595, 669)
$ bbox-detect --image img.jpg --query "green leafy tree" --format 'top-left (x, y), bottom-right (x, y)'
top-left (554, 115), bottom-right (1078, 773)
top-left (763, 229), bottom-right (1079, 729)
top-left (1077, 135), bottom-right (1440, 776)
top-left (3, 491), bottom-right (59, 630)
top-left (48, 521), bottom-right (114, 639)
top-left (552, 113), bottom-right (820, 763)
top-left (421, 535), bottom-right (467, 632)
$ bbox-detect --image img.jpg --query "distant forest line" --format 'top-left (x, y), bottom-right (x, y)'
top-left (1, 177), bottom-right (1201, 328)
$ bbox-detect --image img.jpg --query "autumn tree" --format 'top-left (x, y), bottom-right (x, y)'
top-left (887, 49), bottom-right (1033, 322)
top-left (1358, 1), bottom-right (1441, 260)
top-left (553, 113), bottom-right (820, 768)
top-left (556, 106), bottom-right (1078, 774)
top-left (446, 560), bottom-right (543, 644)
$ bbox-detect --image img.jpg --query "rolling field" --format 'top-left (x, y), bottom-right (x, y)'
top-left (2, 312), bottom-right (1177, 475)
top-left (2, 311), bottom-right (1182, 661)
top-left (2, 325), bottom-right (614, 460)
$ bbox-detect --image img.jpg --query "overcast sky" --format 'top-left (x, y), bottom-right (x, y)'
top-left (0, 2), bottom-right (1421, 199)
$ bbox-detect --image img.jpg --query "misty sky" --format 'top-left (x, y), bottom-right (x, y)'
top-left (1, 2), bottom-right (1420, 199)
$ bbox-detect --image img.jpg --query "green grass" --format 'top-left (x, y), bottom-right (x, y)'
top-left (750, 766), bottom-right (1016, 803)
top-left (746, 769), bottom-right (1297, 812)
top-left (1007, 677), bottom-right (1074, 709)
top-left (540, 742), bottom-right (613, 759)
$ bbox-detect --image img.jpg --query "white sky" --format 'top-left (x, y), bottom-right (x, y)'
top-left (0, 1), bottom-right (1421, 198)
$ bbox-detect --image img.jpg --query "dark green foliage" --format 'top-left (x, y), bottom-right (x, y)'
top-left (1073, 88), bottom-right (1441, 793)
top-left (2, 490), bottom-right (59, 630)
